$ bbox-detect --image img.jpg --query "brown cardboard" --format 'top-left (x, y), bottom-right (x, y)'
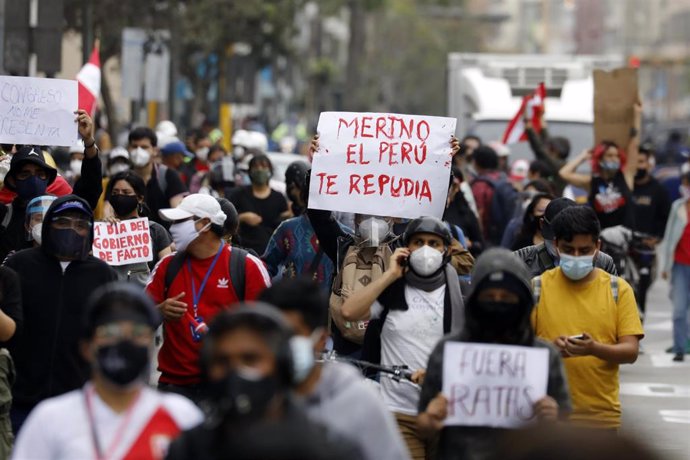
top-left (593, 68), bottom-right (639, 149)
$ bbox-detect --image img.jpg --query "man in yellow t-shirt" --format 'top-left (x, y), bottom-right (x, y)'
top-left (531, 206), bottom-right (644, 429)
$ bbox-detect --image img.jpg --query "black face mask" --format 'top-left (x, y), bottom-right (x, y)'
top-left (15, 176), bottom-right (47, 200)
top-left (109, 195), bottom-right (139, 217)
top-left (474, 300), bottom-right (523, 332)
top-left (207, 369), bottom-right (280, 422)
top-left (96, 340), bottom-right (149, 388)
top-left (49, 228), bottom-right (90, 260)
top-left (635, 168), bottom-right (648, 180)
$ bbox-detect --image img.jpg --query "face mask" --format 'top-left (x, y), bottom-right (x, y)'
top-left (289, 329), bottom-right (322, 383)
top-left (600, 160), bottom-right (620, 172)
top-left (130, 147), bottom-right (151, 168)
top-left (249, 169), bottom-right (271, 186)
top-left (409, 245), bottom-right (444, 277)
top-left (196, 147), bottom-right (210, 162)
top-left (680, 185), bottom-right (690, 199)
top-left (358, 217), bottom-right (390, 247)
top-left (108, 163), bottom-right (130, 176)
top-left (208, 368), bottom-right (279, 422)
top-left (95, 340), bottom-right (149, 388)
top-left (544, 239), bottom-right (558, 260)
top-left (31, 223), bottom-right (42, 245)
top-left (559, 253), bottom-right (595, 280)
top-left (70, 159), bottom-right (82, 175)
top-left (170, 219), bottom-right (209, 252)
top-left (109, 194), bottom-right (139, 217)
top-left (474, 300), bottom-right (523, 330)
top-left (15, 176), bottom-right (48, 200)
top-left (49, 228), bottom-right (90, 260)
top-left (635, 168), bottom-right (648, 180)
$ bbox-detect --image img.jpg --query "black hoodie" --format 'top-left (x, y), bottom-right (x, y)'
top-left (417, 248), bottom-right (571, 460)
top-left (4, 195), bottom-right (116, 409)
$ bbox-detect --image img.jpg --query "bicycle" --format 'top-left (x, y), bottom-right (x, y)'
top-left (319, 350), bottom-right (420, 390)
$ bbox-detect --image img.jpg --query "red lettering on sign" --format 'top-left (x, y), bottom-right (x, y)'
top-left (337, 117), bottom-right (359, 139)
top-left (349, 175), bottom-right (362, 194)
top-left (360, 116), bottom-right (373, 138)
top-left (362, 174), bottom-right (375, 195)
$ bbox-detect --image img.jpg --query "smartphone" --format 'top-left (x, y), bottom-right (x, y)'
top-left (398, 254), bottom-right (408, 267)
top-left (569, 334), bottom-right (586, 341)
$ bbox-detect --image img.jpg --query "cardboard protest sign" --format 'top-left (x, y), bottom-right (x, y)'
top-left (0, 76), bottom-right (78, 147)
top-left (442, 342), bottom-right (549, 428)
top-left (593, 68), bottom-right (639, 149)
top-left (92, 218), bottom-right (154, 266)
top-left (308, 112), bottom-right (456, 219)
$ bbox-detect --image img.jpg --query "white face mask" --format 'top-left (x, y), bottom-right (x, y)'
top-left (196, 147), bottom-right (210, 162)
top-left (130, 147), bottom-right (151, 168)
top-left (169, 219), bottom-right (210, 252)
top-left (358, 217), bottom-right (390, 247)
top-left (109, 163), bottom-right (130, 176)
top-left (31, 223), bottom-right (42, 245)
top-left (69, 159), bottom-right (82, 175)
top-left (289, 328), bottom-right (322, 383)
top-left (409, 245), bottom-right (444, 276)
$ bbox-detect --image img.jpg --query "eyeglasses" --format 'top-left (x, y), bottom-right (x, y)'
top-left (16, 170), bottom-right (48, 181)
top-left (51, 216), bottom-right (92, 232)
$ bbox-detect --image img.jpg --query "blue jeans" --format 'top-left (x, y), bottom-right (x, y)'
top-left (671, 263), bottom-right (690, 354)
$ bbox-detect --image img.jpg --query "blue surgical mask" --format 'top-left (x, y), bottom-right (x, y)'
top-left (15, 175), bottom-right (48, 200)
top-left (289, 329), bottom-right (322, 383)
top-left (600, 160), bottom-right (620, 172)
top-left (559, 253), bottom-right (595, 280)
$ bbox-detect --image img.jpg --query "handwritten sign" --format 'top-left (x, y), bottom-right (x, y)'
top-left (0, 76), bottom-right (78, 147)
top-left (92, 218), bottom-right (154, 266)
top-left (594, 68), bottom-right (639, 149)
top-left (442, 342), bottom-right (549, 428)
top-left (308, 112), bottom-right (456, 219)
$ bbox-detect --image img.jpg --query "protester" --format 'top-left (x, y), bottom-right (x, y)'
top-left (660, 171), bottom-right (690, 362)
top-left (216, 197), bottom-right (240, 246)
top-left (528, 159), bottom-right (556, 185)
top-left (4, 195), bottom-right (117, 433)
top-left (229, 154), bottom-right (289, 255)
top-left (417, 248), bottom-right (570, 460)
top-left (500, 179), bottom-right (553, 249)
top-left (444, 166), bottom-right (484, 257)
top-left (531, 205), bottom-right (643, 429)
top-left (470, 145), bottom-right (517, 246)
top-left (262, 162), bottom-right (338, 290)
top-left (128, 127), bottom-right (188, 226)
top-left (631, 143), bottom-right (672, 318)
top-left (510, 193), bottom-right (552, 250)
top-left (94, 147), bottom-right (131, 221)
top-left (514, 197), bottom-right (618, 277)
top-left (165, 304), bottom-right (361, 460)
top-left (146, 194), bottom-right (271, 403)
top-left (23, 195), bottom-right (56, 248)
top-left (341, 217), bottom-right (464, 459)
top-left (160, 139), bottom-right (195, 184)
top-left (524, 110), bottom-right (570, 195)
top-left (0, 110), bottom-right (103, 262)
top-left (259, 277), bottom-right (411, 460)
top-left (0, 266), bottom-right (21, 457)
top-left (64, 140), bottom-right (85, 187)
top-left (12, 283), bottom-right (202, 459)
top-left (104, 171), bottom-right (173, 285)
top-left (189, 145), bottom-right (226, 194)
top-left (489, 141), bottom-right (511, 173)
top-left (508, 159), bottom-right (530, 192)
top-left (559, 103), bottom-right (642, 230)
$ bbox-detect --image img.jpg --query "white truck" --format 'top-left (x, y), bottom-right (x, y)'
top-left (447, 53), bottom-right (624, 161)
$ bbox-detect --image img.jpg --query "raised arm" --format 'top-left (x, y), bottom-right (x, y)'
top-left (623, 103), bottom-right (643, 190)
top-left (72, 110), bottom-right (103, 210)
top-left (559, 149), bottom-right (592, 191)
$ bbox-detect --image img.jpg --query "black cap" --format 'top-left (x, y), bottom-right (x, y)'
top-left (6, 145), bottom-right (58, 190)
top-left (403, 216), bottom-right (452, 246)
top-left (284, 161), bottom-right (309, 189)
top-left (83, 282), bottom-right (161, 338)
top-left (542, 197), bottom-right (576, 240)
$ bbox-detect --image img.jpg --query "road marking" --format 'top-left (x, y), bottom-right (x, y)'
top-left (644, 320), bottom-right (672, 332)
top-left (620, 383), bottom-right (690, 398)
top-left (659, 410), bottom-right (690, 424)
top-left (649, 352), bottom-right (690, 368)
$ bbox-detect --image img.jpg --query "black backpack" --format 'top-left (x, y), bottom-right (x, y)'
top-left (163, 247), bottom-right (248, 301)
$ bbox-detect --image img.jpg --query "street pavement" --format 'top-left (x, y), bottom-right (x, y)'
top-left (620, 279), bottom-right (690, 460)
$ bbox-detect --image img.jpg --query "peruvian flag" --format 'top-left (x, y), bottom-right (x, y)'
top-left (77, 40), bottom-right (101, 116)
top-left (501, 82), bottom-right (546, 145)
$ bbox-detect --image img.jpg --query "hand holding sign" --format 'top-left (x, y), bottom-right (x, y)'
top-left (74, 109), bottom-right (96, 154)
top-left (92, 217), bottom-right (154, 266)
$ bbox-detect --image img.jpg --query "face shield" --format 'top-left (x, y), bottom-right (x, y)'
top-left (25, 195), bottom-right (57, 244)
top-left (356, 215), bottom-right (392, 247)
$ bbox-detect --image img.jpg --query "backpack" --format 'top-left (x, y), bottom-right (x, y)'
top-left (163, 246), bottom-right (248, 301)
top-left (329, 244), bottom-right (392, 344)
top-left (532, 274), bottom-right (619, 305)
top-left (157, 164), bottom-right (169, 195)
top-left (472, 176), bottom-right (517, 245)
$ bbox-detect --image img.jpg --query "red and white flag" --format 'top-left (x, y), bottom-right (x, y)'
top-left (501, 82), bottom-right (546, 145)
top-left (77, 40), bottom-right (101, 116)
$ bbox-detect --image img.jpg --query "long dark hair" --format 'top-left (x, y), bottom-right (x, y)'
top-left (106, 171), bottom-right (150, 217)
top-left (512, 193), bottom-right (553, 251)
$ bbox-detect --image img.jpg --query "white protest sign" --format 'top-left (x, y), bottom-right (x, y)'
top-left (0, 76), bottom-right (78, 147)
top-left (92, 218), bottom-right (154, 266)
top-left (442, 342), bottom-right (549, 428)
top-left (308, 112), bottom-right (456, 219)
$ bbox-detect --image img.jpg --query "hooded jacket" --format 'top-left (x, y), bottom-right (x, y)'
top-left (4, 195), bottom-right (117, 409)
top-left (417, 248), bottom-right (571, 460)
top-left (514, 242), bottom-right (618, 277)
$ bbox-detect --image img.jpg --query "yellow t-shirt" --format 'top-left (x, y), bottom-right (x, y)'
top-left (531, 268), bottom-right (644, 428)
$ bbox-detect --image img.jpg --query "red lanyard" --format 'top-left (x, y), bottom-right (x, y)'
top-left (83, 385), bottom-right (142, 460)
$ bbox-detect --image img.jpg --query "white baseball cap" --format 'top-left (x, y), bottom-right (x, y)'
top-left (108, 146), bottom-right (130, 161)
top-left (159, 194), bottom-right (227, 225)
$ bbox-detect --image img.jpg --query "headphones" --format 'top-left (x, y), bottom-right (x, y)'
top-left (200, 303), bottom-right (299, 387)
